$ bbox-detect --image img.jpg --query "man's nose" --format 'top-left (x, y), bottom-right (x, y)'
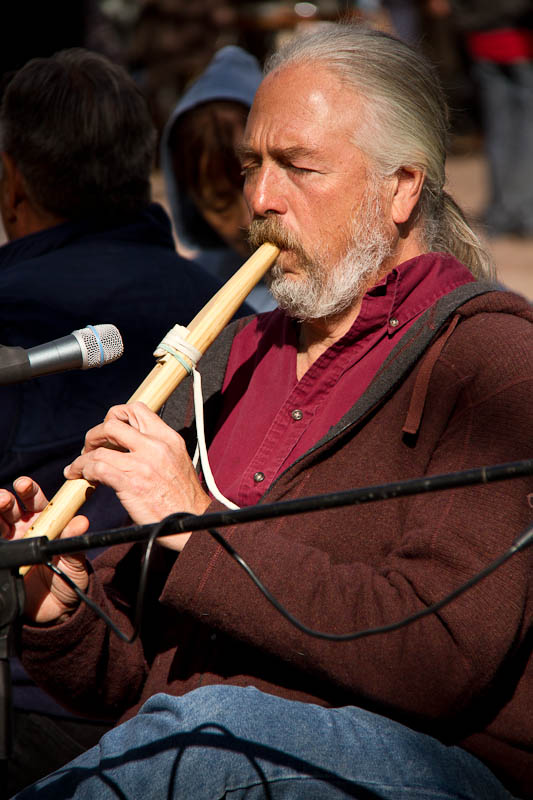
top-left (244, 166), bottom-right (288, 218)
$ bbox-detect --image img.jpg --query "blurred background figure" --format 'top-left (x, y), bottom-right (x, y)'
top-left (356, 0), bottom-right (421, 45)
top-left (381, 0), bottom-right (421, 44)
top-left (441, 0), bottom-right (533, 237)
top-left (0, 45), bottom-right (251, 795)
top-left (0, 0), bottom-right (131, 77)
top-left (160, 45), bottom-right (276, 312)
top-left (127, 0), bottom-right (242, 134)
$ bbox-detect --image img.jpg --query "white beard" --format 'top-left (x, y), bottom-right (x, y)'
top-left (250, 187), bottom-right (394, 321)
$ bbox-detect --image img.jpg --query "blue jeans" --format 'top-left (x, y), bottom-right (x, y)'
top-left (12, 685), bottom-right (515, 799)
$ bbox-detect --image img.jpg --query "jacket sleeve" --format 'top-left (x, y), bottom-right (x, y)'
top-left (17, 541), bottom-right (177, 721)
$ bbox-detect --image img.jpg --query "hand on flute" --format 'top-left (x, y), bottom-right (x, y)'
top-left (0, 477), bottom-right (89, 624)
top-left (65, 401), bottom-right (211, 553)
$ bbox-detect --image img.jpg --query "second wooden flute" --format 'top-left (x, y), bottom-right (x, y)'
top-left (19, 242), bottom-right (279, 563)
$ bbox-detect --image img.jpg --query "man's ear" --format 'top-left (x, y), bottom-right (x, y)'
top-left (0, 151), bottom-right (27, 220)
top-left (390, 166), bottom-right (425, 225)
top-left (0, 152), bottom-right (61, 239)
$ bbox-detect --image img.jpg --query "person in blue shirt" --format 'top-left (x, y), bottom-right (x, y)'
top-left (0, 47), bottom-right (252, 794)
top-left (0, 46), bottom-right (249, 507)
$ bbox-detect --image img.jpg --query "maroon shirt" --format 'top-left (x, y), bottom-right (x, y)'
top-left (208, 252), bottom-right (475, 505)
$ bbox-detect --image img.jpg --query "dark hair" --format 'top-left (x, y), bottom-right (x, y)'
top-left (168, 100), bottom-right (248, 212)
top-left (0, 48), bottom-right (156, 221)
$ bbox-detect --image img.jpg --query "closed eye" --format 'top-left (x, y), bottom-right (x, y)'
top-left (240, 164), bottom-right (259, 179)
top-left (286, 163), bottom-right (315, 173)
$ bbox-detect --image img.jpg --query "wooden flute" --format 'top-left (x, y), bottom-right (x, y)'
top-left (18, 242), bottom-right (279, 570)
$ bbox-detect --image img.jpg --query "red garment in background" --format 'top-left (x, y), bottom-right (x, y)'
top-left (467, 27), bottom-right (533, 61)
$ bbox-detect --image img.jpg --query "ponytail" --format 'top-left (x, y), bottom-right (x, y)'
top-left (427, 191), bottom-right (494, 280)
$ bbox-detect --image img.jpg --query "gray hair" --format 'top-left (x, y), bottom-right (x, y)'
top-left (266, 23), bottom-right (494, 280)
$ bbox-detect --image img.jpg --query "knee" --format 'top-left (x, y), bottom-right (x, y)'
top-left (139, 685), bottom-right (264, 733)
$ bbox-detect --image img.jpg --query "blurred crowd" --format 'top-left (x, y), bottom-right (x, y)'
top-left (0, 2), bottom-right (521, 133)
top-left (1, 0), bottom-right (533, 239)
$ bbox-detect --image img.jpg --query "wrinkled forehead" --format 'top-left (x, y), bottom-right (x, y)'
top-left (244, 62), bottom-right (363, 147)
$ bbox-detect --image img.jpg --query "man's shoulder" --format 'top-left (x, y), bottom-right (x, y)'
top-left (425, 283), bottom-right (533, 348)
top-left (439, 287), bottom-right (533, 379)
top-left (455, 285), bottom-right (533, 321)
top-left (0, 213), bottom-right (223, 298)
top-left (453, 286), bottom-right (533, 345)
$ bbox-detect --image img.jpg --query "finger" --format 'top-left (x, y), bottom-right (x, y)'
top-left (0, 478), bottom-right (51, 540)
top-left (61, 514), bottom-right (90, 539)
top-left (78, 403), bottom-right (147, 455)
top-left (82, 417), bottom-right (146, 456)
top-left (104, 402), bottom-right (160, 433)
top-left (98, 402), bottom-right (173, 445)
top-left (65, 447), bottom-right (141, 488)
top-left (0, 489), bottom-right (20, 537)
top-left (12, 476), bottom-right (49, 515)
top-left (80, 403), bottom-right (177, 462)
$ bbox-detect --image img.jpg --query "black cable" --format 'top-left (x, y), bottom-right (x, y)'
top-left (44, 520), bottom-right (163, 644)
top-left (207, 525), bottom-right (532, 641)
top-left (44, 519), bottom-right (533, 645)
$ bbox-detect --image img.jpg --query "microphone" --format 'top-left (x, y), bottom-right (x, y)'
top-left (0, 324), bottom-right (124, 385)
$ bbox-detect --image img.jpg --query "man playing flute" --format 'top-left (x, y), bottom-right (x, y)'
top-left (3, 22), bottom-right (533, 800)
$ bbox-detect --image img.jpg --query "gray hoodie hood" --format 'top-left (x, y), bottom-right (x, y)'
top-left (160, 45), bottom-right (262, 256)
top-left (159, 45), bottom-right (275, 312)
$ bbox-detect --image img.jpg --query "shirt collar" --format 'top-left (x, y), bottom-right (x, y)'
top-left (343, 251), bottom-right (476, 343)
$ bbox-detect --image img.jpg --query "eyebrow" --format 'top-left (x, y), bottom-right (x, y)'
top-left (235, 143), bottom-right (256, 163)
top-left (236, 143), bottom-right (319, 164)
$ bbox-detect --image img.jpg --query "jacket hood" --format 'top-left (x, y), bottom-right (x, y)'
top-left (160, 46), bottom-right (262, 254)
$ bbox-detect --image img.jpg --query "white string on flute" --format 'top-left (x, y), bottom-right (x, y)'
top-left (154, 326), bottom-right (239, 511)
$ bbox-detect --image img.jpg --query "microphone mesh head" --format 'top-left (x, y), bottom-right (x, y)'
top-left (74, 325), bottom-right (124, 368)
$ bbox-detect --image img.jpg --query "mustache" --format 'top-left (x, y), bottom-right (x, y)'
top-left (248, 217), bottom-right (305, 255)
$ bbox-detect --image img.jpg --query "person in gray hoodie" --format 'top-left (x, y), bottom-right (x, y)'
top-left (160, 45), bottom-right (276, 312)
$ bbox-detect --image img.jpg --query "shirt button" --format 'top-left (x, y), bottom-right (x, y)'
top-left (253, 471), bottom-right (265, 483)
top-left (389, 317), bottom-right (399, 328)
top-left (291, 409), bottom-right (303, 420)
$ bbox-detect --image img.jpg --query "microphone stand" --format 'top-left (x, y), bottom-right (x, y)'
top-left (0, 456), bottom-right (533, 797)
top-left (1, 458), bottom-right (533, 571)
top-left (0, 565), bottom-right (25, 800)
